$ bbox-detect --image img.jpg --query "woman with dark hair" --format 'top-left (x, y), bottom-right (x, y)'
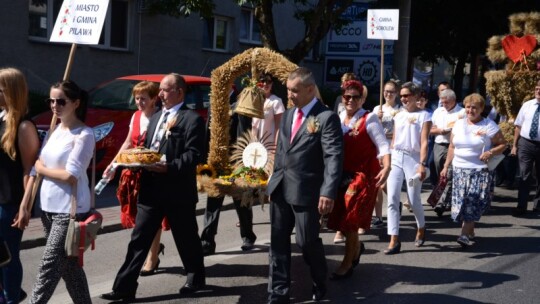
top-left (14, 80), bottom-right (94, 303)
top-left (385, 82), bottom-right (432, 254)
top-left (0, 67), bottom-right (40, 303)
top-left (327, 80), bottom-right (390, 279)
top-left (103, 81), bottom-right (167, 276)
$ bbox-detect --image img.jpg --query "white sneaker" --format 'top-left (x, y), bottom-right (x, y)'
top-left (457, 235), bottom-right (470, 247)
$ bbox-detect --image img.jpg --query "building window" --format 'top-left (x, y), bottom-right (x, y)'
top-left (239, 8), bottom-right (261, 44)
top-left (28, 0), bottom-right (130, 51)
top-left (203, 16), bottom-right (230, 52)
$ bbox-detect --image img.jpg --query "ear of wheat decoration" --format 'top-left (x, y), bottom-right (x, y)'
top-left (197, 47), bottom-right (298, 206)
top-left (485, 12), bottom-right (540, 145)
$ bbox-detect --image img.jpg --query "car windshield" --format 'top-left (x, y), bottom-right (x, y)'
top-left (90, 79), bottom-right (139, 110)
top-left (90, 79), bottom-right (211, 111)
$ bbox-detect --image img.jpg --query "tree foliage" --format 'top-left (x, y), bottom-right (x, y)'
top-left (409, 0), bottom-right (539, 96)
top-left (145, 0), bottom-right (355, 63)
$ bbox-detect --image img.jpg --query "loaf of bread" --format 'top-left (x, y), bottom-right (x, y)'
top-left (116, 148), bottom-right (161, 164)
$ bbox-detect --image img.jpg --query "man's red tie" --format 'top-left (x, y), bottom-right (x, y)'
top-left (291, 109), bottom-right (303, 142)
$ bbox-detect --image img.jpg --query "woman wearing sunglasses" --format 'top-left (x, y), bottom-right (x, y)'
top-left (14, 80), bottom-right (94, 303)
top-left (1, 67), bottom-right (39, 304)
top-left (385, 82), bottom-right (432, 254)
top-left (326, 80), bottom-right (390, 279)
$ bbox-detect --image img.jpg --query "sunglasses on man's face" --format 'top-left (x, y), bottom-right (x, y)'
top-left (45, 98), bottom-right (68, 106)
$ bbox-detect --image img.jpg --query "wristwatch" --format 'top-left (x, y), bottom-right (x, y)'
top-left (420, 161), bottom-right (428, 167)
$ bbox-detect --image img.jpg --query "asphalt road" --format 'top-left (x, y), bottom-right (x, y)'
top-left (19, 184), bottom-right (540, 303)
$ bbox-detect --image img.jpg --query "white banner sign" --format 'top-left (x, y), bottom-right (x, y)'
top-left (50, 0), bottom-right (109, 45)
top-left (367, 9), bottom-right (399, 40)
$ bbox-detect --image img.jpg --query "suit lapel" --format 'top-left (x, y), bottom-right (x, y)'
top-left (158, 107), bottom-right (186, 152)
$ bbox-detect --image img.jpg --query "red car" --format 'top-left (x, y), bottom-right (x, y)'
top-left (33, 74), bottom-right (222, 172)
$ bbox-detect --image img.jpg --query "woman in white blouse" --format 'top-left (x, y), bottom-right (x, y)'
top-left (17, 80), bottom-right (94, 303)
top-left (385, 82), bottom-right (431, 255)
top-left (252, 73), bottom-right (285, 144)
top-left (372, 80), bottom-right (402, 228)
top-left (440, 93), bottom-right (506, 247)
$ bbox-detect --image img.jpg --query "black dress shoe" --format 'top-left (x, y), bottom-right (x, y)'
top-left (329, 267), bottom-right (353, 280)
top-left (434, 203), bottom-right (445, 217)
top-left (179, 282), bottom-right (204, 295)
top-left (312, 283), bottom-right (327, 301)
top-left (100, 290), bottom-right (136, 302)
top-left (202, 242), bottom-right (216, 256)
top-left (140, 259), bottom-right (160, 276)
top-left (384, 241), bottom-right (401, 255)
top-left (241, 239), bottom-right (255, 251)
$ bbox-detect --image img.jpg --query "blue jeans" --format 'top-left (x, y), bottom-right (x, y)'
top-left (0, 204), bottom-right (23, 304)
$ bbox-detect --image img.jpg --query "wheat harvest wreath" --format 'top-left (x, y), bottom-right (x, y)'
top-left (196, 47), bottom-right (298, 207)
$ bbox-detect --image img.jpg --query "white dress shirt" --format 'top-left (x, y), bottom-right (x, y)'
top-left (431, 104), bottom-right (465, 144)
top-left (515, 98), bottom-right (540, 142)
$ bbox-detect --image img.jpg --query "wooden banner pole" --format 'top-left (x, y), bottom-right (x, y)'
top-left (27, 43), bottom-right (78, 213)
top-left (379, 39), bottom-right (385, 108)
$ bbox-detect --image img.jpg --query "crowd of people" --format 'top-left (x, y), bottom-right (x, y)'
top-left (1, 66), bottom-right (539, 303)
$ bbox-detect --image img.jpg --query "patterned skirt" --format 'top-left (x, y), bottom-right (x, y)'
top-left (451, 167), bottom-right (492, 222)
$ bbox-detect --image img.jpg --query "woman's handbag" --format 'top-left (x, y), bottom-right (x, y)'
top-left (427, 175), bottom-right (448, 208)
top-left (64, 148), bottom-right (103, 267)
top-left (0, 240), bottom-right (11, 267)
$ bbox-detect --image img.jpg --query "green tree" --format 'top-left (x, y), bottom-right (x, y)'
top-left (409, 0), bottom-right (538, 99)
top-left (145, 0), bottom-right (355, 63)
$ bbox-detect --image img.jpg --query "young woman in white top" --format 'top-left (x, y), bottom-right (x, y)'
top-left (440, 93), bottom-right (506, 246)
top-left (372, 80), bottom-right (401, 229)
top-left (252, 73), bottom-right (285, 144)
top-left (385, 82), bottom-right (431, 255)
top-left (17, 80), bottom-right (95, 303)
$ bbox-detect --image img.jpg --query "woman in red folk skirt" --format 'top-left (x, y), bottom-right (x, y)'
top-left (103, 81), bottom-right (168, 276)
top-left (327, 80), bottom-right (391, 280)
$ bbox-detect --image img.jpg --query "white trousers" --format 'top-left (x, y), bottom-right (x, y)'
top-left (387, 149), bottom-right (426, 236)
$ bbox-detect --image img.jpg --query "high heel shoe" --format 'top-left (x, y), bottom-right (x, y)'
top-left (352, 242), bottom-right (365, 268)
top-left (140, 259), bottom-right (160, 276)
top-left (415, 228), bottom-right (426, 247)
top-left (159, 243), bottom-right (165, 255)
top-left (384, 241), bottom-right (401, 255)
top-left (329, 267), bottom-right (353, 280)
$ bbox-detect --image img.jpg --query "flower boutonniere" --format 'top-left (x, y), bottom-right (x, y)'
top-left (306, 116), bottom-right (320, 134)
top-left (407, 115), bottom-right (417, 124)
top-left (390, 109), bottom-right (400, 117)
top-left (165, 115), bottom-right (177, 139)
top-left (474, 129), bottom-right (487, 137)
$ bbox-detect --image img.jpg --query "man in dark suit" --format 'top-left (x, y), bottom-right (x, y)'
top-left (101, 73), bottom-right (206, 301)
top-left (267, 67), bottom-right (343, 303)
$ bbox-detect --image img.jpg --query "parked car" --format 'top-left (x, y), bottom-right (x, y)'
top-left (33, 74), bottom-right (224, 172)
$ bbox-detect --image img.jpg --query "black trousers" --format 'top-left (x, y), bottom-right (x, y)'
top-left (267, 185), bottom-right (327, 302)
top-left (200, 196), bottom-right (256, 246)
top-left (517, 137), bottom-right (540, 210)
top-left (112, 201), bottom-right (205, 293)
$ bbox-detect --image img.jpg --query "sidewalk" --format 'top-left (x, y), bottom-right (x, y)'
top-left (20, 192), bottom-right (234, 250)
